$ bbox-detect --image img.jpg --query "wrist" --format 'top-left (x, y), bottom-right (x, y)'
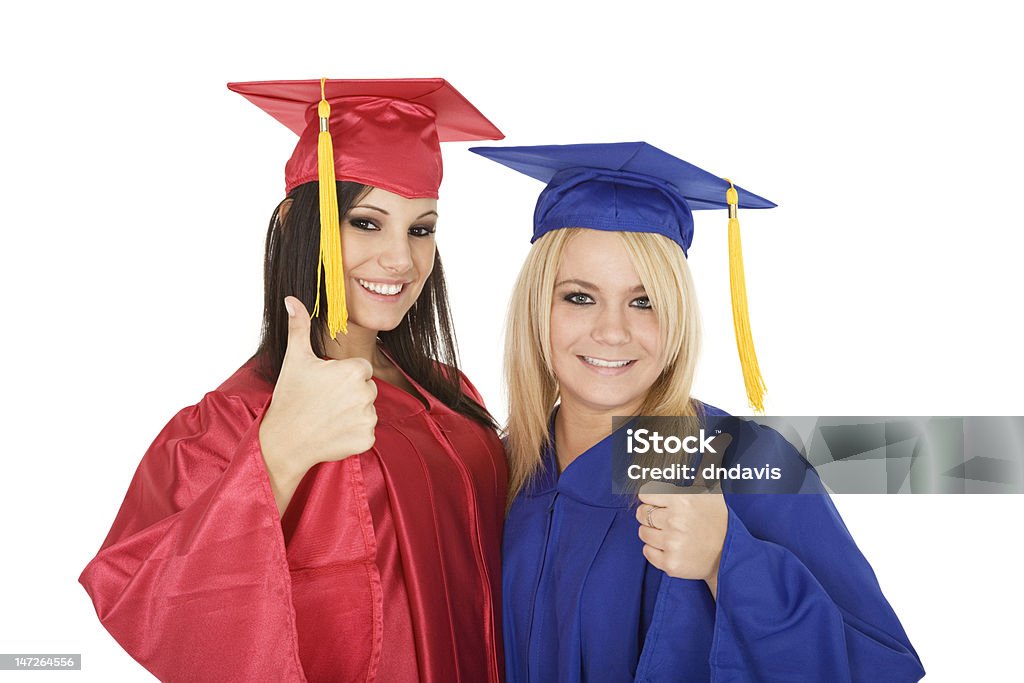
top-left (704, 554), bottom-right (721, 599)
top-left (258, 421), bottom-right (308, 489)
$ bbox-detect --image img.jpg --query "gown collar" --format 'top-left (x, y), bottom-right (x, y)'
top-left (523, 411), bottom-right (634, 510)
top-left (371, 345), bottom-right (444, 420)
top-left (521, 402), bottom-right (732, 509)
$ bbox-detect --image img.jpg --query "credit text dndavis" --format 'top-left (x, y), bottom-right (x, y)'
top-left (623, 427), bottom-right (782, 483)
top-left (626, 462), bottom-right (783, 482)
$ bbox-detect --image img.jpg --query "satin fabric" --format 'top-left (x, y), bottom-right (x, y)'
top-left (283, 96), bottom-right (442, 198)
top-left (227, 79), bottom-right (504, 199)
top-left (81, 358), bottom-right (506, 682)
top-left (469, 142), bottom-right (776, 253)
top-left (502, 406), bottom-right (924, 682)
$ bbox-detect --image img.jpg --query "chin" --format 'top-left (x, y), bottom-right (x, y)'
top-left (561, 383), bottom-right (648, 416)
top-left (349, 312), bottom-right (408, 334)
top-left (589, 397), bottom-right (646, 415)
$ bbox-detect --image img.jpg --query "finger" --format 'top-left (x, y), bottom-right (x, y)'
top-left (642, 543), bottom-right (666, 569)
top-left (635, 503), bottom-right (650, 526)
top-left (693, 433), bottom-right (732, 489)
top-left (638, 480), bottom-right (680, 508)
top-left (283, 296), bottom-right (316, 361)
top-left (349, 357), bottom-right (374, 381)
top-left (639, 480), bottom-right (679, 496)
top-left (634, 503), bottom-right (663, 530)
top-left (634, 503), bottom-right (649, 526)
top-left (638, 489), bottom-right (674, 508)
top-left (637, 524), bottom-right (666, 549)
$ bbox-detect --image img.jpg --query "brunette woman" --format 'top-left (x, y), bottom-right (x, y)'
top-left (81, 79), bottom-right (507, 683)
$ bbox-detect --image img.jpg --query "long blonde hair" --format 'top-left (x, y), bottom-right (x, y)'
top-left (504, 228), bottom-right (703, 503)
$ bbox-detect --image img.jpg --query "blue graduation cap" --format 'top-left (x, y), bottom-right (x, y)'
top-left (470, 141), bottom-right (776, 413)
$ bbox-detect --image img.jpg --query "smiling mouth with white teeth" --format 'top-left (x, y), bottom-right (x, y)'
top-left (581, 356), bottom-right (635, 368)
top-left (358, 279), bottom-right (405, 296)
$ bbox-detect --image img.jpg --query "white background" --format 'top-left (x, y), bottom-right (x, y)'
top-left (1, 1), bottom-right (1022, 680)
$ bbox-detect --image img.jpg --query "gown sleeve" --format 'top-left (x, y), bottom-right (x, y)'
top-left (79, 389), bottom-right (307, 683)
top-left (708, 426), bottom-right (925, 682)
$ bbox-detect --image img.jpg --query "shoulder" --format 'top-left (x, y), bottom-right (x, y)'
top-left (115, 361), bottom-right (275, 523)
top-left (210, 357), bottom-right (275, 411)
top-left (694, 399), bottom-right (731, 418)
top-left (690, 402), bottom-right (820, 495)
top-left (153, 359), bottom-right (274, 454)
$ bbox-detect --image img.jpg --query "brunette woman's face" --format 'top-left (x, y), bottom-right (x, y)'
top-left (341, 187), bottom-right (437, 334)
top-left (549, 230), bottom-right (664, 417)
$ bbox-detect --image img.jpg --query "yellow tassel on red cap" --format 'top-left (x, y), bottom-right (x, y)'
top-left (725, 178), bottom-right (766, 413)
top-left (312, 77), bottom-right (348, 338)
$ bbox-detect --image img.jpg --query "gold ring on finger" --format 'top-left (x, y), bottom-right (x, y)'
top-left (645, 504), bottom-right (662, 530)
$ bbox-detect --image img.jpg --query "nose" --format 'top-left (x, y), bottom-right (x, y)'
top-left (377, 231), bottom-right (414, 274)
top-left (591, 305), bottom-right (631, 346)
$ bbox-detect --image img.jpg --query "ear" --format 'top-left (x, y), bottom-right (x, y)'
top-left (278, 198), bottom-right (294, 227)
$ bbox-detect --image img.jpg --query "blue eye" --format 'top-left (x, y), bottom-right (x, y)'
top-left (564, 292), bottom-right (594, 305)
top-left (631, 296), bottom-right (653, 309)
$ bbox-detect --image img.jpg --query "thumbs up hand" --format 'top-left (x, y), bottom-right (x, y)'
top-left (258, 297), bottom-right (379, 513)
top-left (635, 434), bottom-right (732, 599)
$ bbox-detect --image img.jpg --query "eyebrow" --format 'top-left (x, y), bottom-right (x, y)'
top-left (350, 204), bottom-right (438, 220)
top-left (555, 278), bottom-right (646, 293)
top-left (351, 204), bottom-right (389, 215)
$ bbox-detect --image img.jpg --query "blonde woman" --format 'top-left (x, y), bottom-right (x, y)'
top-left (473, 142), bottom-right (924, 682)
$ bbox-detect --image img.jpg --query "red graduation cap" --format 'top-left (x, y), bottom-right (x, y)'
top-left (228, 78), bottom-right (504, 198)
top-left (228, 78), bottom-right (504, 338)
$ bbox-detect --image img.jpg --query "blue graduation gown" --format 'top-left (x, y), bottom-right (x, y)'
top-left (502, 409), bottom-right (924, 682)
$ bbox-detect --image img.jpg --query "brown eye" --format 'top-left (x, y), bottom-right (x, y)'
top-left (409, 225), bottom-right (436, 237)
top-left (348, 218), bottom-right (379, 231)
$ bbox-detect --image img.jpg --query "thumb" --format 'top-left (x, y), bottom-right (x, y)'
top-left (693, 434), bottom-right (732, 490)
top-left (283, 296), bottom-right (316, 360)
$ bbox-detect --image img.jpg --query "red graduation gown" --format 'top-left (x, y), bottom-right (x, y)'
top-left (80, 358), bottom-right (507, 682)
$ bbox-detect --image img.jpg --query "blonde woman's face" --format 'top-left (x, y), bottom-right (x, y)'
top-left (549, 229), bottom-right (664, 416)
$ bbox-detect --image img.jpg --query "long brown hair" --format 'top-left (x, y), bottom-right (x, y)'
top-left (255, 180), bottom-right (496, 430)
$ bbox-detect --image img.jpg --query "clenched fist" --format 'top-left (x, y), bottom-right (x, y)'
top-left (259, 296), bottom-right (379, 515)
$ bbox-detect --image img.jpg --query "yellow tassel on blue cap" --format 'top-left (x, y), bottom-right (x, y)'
top-left (725, 178), bottom-right (766, 413)
top-left (312, 77), bottom-right (347, 338)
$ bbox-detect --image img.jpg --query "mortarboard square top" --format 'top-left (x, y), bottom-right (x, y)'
top-left (469, 142), bottom-right (774, 254)
top-left (230, 78), bottom-right (504, 198)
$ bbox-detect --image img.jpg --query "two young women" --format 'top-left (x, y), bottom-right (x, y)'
top-left (81, 81), bottom-right (923, 682)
